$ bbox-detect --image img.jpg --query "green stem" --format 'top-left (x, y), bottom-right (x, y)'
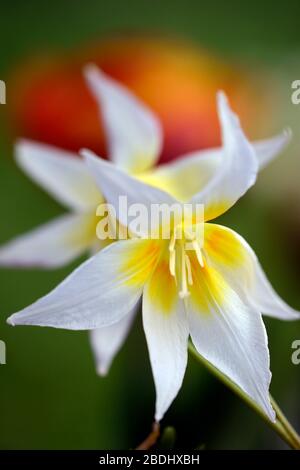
top-left (188, 342), bottom-right (300, 450)
top-left (270, 396), bottom-right (300, 449)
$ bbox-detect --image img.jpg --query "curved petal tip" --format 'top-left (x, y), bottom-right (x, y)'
top-left (96, 364), bottom-right (109, 377)
top-left (7, 316), bottom-right (15, 326)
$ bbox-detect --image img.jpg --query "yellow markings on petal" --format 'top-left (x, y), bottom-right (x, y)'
top-left (137, 170), bottom-right (173, 195)
top-left (138, 155), bottom-right (219, 203)
top-left (188, 253), bottom-right (229, 314)
top-left (148, 248), bottom-right (178, 315)
top-left (130, 153), bottom-right (157, 175)
top-left (204, 223), bottom-right (246, 269)
top-left (120, 239), bottom-right (162, 288)
top-left (139, 168), bottom-right (230, 221)
top-left (204, 201), bottom-right (231, 222)
top-left (137, 168), bottom-right (200, 202)
top-left (66, 213), bottom-right (99, 248)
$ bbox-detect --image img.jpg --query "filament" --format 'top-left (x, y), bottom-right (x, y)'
top-left (168, 225), bottom-right (204, 299)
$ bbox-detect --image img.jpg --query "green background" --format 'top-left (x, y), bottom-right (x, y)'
top-left (0, 0), bottom-right (300, 449)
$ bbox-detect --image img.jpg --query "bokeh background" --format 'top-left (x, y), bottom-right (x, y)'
top-left (0, 0), bottom-right (300, 450)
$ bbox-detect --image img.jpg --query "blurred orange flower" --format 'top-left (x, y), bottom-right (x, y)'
top-left (9, 35), bottom-right (266, 163)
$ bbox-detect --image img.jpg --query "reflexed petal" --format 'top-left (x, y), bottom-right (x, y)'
top-left (191, 92), bottom-right (258, 221)
top-left (186, 262), bottom-right (275, 421)
top-left (140, 130), bottom-right (291, 202)
top-left (143, 259), bottom-right (188, 421)
top-left (84, 64), bottom-right (162, 173)
top-left (82, 150), bottom-right (177, 236)
top-left (253, 129), bottom-right (291, 170)
top-left (205, 224), bottom-right (300, 320)
top-left (90, 302), bottom-right (139, 376)
top-left (16, 140), bottom-right (102, 210)
top-left (7, 239), bottom-right (160, 329)
top-left (0, 213), bottom-right (96, 268)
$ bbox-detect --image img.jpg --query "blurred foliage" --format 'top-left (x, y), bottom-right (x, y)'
top-left (0, 0), bottom-right (300, 450)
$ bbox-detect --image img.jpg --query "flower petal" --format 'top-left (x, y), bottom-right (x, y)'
top-left (0, 213), bottom-right (96, 269)
top-left (186, 263), bottom-right (275, 421)
top-left (142, 258), bottom-right (189, 421)
top-left (7, 239), bottom-right (159, 330)
top-left (205, 224), bottom-right (300, 320)
top-left (82, 150), bottom-right (177, 236)
top-left (139, 149), bottom-right (221, 202)
top-left (253, 129), bottom-right (291, 170)
top-left (16, 139), bottom-right (102, 211)
top-left (90, 301), bottom-right (139, 376)
top-left (191, 92), bottom-right (258, 221)
top-left (84, 64), bottom-right (162, 173)
top-left (140, 130), bottom-right (291, 202)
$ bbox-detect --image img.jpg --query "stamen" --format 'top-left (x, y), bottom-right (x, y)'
top-left (169, 232), bottom-right (176, 277)
top-left (169, 232), bottom-right (176, 253)
top-left (179, 244), bottom-right (190, 299)
top-left (169, 249), bottom-right (176, 277)
top-left (185, 254), bottom-right (193, 285)
top-left (192, 240), bottom-right (204, 268)
top-left (169, 225), bottom-right (202, 299)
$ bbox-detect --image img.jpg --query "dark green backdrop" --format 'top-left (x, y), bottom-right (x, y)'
top-left (0, 0), bottom-right (300, 449)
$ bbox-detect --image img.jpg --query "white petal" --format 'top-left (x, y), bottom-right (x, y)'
top-left (253, 129), bottom-right (291, 170)
top-left (7, 239), bottom-right (154, 330)
top-left (0, 213), bottom-right (96, 268)
top-left (139, 149), bottom-right (221, 202)
top-left (250, 257), bottom-right (300, 320)
top-left (140, 129), bottom-right (290, 202)
top-left (143, 282), bottom-right (189, 421)
top-left (90, 302), bottom-right (139, 376)
top-left (16, 140), bottom-right (102, 211)
top-left (82, 150), bottom-right (177, 236)
top-left (205, 224), bottom-right (300, 321)
top-left (186, 268), bottom-right (275, 421)
top-left (191, 92), bottom-right (258, 221)
top-left (83, 64), bottom-right (162, 173)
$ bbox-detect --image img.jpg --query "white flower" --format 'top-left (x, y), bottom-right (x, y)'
top-left (0, 66), bottom-right (291, 375)
top-left (7, 93), bottom-right (299, 422)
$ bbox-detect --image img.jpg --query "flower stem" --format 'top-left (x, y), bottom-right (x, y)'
top-left (270, 396), bottom-right (300, 449)
top-left (135, 422), bottom-right (160, 450)
top-left (188, 342), bottom-right (300, 449)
